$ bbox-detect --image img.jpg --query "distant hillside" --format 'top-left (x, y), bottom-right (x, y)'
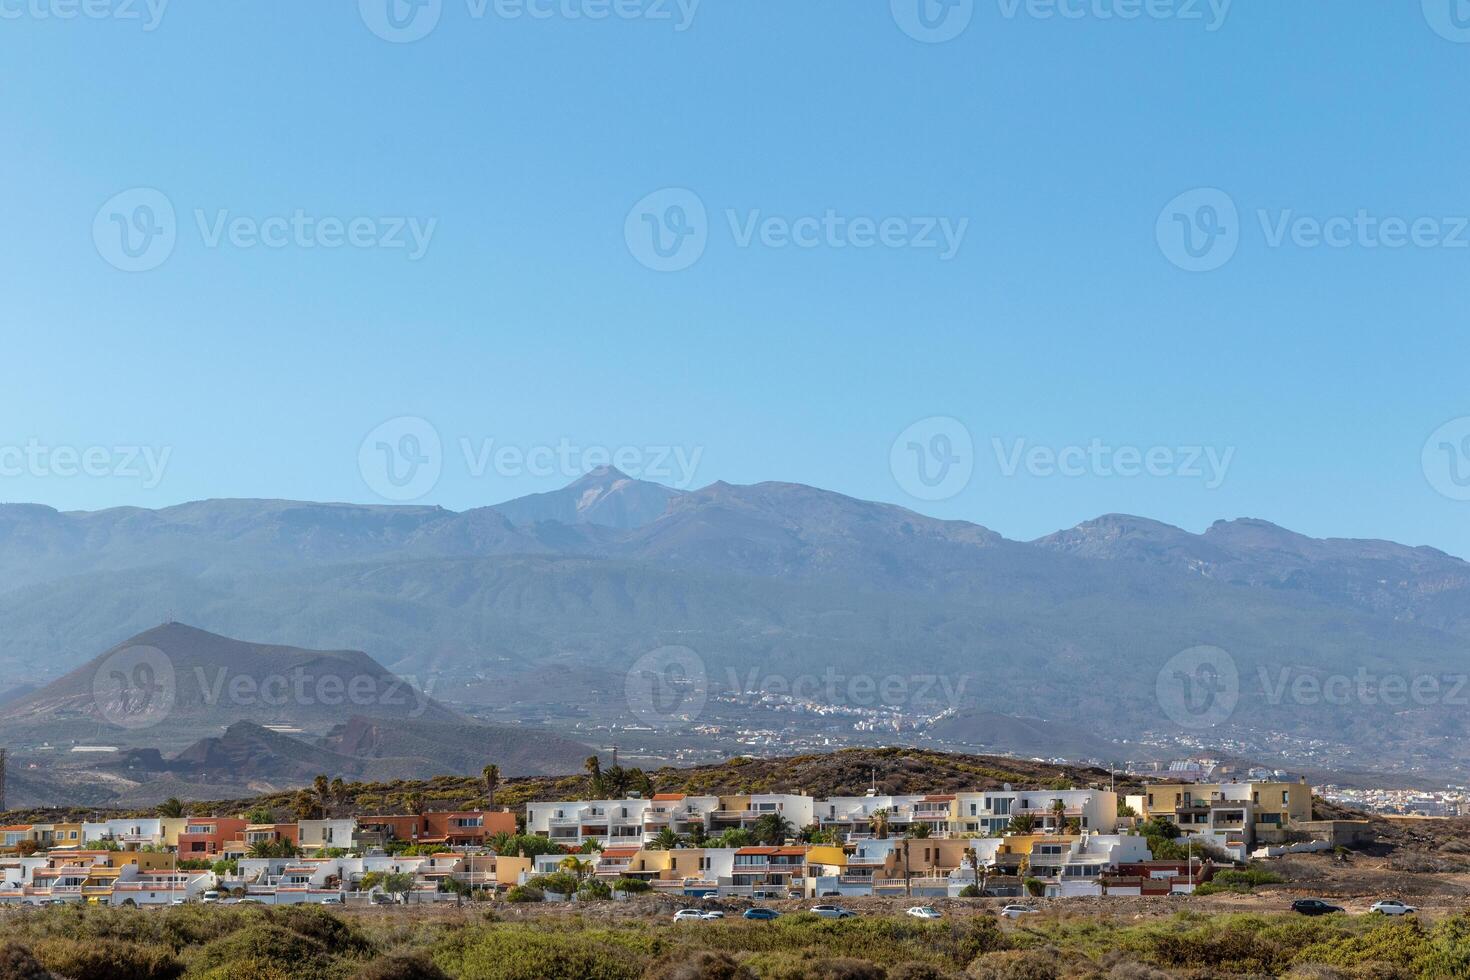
top-left (321, 716), bottom-right (590, 778)
top-left (0, 623), bottom-right (463, 750)
top-left (0, 747), bottom-right (1124, 824)
top-left (489, 466), bottom-right (680, 529)
top-left (3, 474), bottom-right (1470, 776)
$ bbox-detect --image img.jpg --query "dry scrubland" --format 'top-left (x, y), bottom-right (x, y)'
top-left (7, 879), bottom-right (1470, 980)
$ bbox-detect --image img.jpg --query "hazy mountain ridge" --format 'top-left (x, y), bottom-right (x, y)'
top-left (3, 472), bottom-right (1470, 764)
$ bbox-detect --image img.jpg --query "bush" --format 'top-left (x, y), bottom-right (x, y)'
top-left (579, 880), bottom-right (612, 901)
top-left (646, 950), bottom-right (757, 980)
top-left (967, 949), bottom-right (1061, 980)
top-left (432, 928), bottom-right (646, 980)
top-left (889, 963), bottom-right (952, 980)
top-left (529, 871), bottom-right (580, 896)
top-left (0, 945), bottom-right (57, 980)
top-left (352, 951), bottom-right (451, 980)
top-left (31, 938), bottom-right (182, 980)
top-left (612, 877), bottom-right (651, 894)
top-left (505, 884), bottom-right (545, 903)
top-left (188, 925), bottom-right (337, 980)
top-left (958, 885), bottom-right (982, 898)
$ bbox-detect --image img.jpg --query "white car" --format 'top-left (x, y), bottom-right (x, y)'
top-left (673, 909), bottom-right (708, 922)
top-left (701, 910), bottom-right (725, 920)
top-left (999, 904), bottom-right (1040, 919)
top-left (1370, 900), bottom-right (1418, 916)
top-left (810, 905), bottom-right (858, 919)
top-left (906, 906), bottom-right (942, 919)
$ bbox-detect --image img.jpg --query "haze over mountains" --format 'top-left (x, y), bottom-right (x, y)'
top-left (2, 467), bottom-right (1469, 776)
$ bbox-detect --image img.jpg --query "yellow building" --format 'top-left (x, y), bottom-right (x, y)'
top-left (1130, 779), bottom-right (1311, 843)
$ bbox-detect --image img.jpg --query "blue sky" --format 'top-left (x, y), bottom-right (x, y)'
top-left (5, 0), bottom-right (1470, 556)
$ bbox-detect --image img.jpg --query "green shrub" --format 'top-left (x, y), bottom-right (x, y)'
top-left (612, 877), bottom-right (651, 894)
top-left (645, 950), bottom-right (756, 980)
top-left (958, 884), bottom-right (981, 898)
top-left (505, 884), bottom-right (544, 903)
top-left (0, 945), bottom-right (57, 980)
top-left (432, 928), bottom-right (645, 980)
top-left (31, 938), bottom-right (182, 980)
top-left (967, 948), bottom-right (1061, 980)
top-left (188, 925), bottom-right (338, 980)
top-left (351, 951), bottom-right (450, 980)
top-left (579, 880), bottom-right (612, 901)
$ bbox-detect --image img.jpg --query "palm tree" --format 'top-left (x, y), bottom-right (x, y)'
top-left (330, 778), bottom-right (347, 815)
top-left (1050, 799), bottom-right (1067, 831)
top-left (649, 828), bottom-right (685, 851)
top-left (687, 823), bottom-right (709, 847)
top-left (483, 765), bottom-right (501, 810)
top-left (584, 756), bottom-right (603, 795)
top-left (1007, 812), bottom-right (1036, 835)
top-left (314, 775), bottom-right (331, 816)
top-left (751, 812), bottom-right (796, 846)
top-left (1065, 818), bottom-right (1082, 836)
top-left (907, 822), bottom-right (932, 839)
top-left (869, 808), bottom-right (890, 841)
top-left (157, 797), bottom-right (184, 818)
top-left (558, 855), bottom-right (593, 881)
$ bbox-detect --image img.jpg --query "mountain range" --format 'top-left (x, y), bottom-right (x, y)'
top-left (2, 467), bottom-right (1469, 775)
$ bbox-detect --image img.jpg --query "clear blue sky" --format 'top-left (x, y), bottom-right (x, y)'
top-left (5, 1), bottom-right (1470, 557)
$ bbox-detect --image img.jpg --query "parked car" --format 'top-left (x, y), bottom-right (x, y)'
top-left (1370, 900), bottom-right (1418, 916)
top-left (744, 907), bottom-right (781, 920)
top-left (1292, 899), bottom-right (1345, 916)
top-left (201, 890), bottom-right (221, 903)
top-left (999, 905), bottom-right (1039, 919)
top-left (810, 905), bottom-right (857, 919)
top-left (701, 910), bottom-right (725, 920)
top-left (906, 906), bottom-right (942, 919)
top-left (369, 893), bottom-right (396, 906)
top-left (674, 909), bottom-right (709, 922)
top-left (320, 896), bottom-right (344, 906)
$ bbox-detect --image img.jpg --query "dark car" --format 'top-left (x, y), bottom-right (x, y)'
top-left (1292, 899), bottom-right (1345, 916)
top-left (744, 907), bottom-right (780, 920)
